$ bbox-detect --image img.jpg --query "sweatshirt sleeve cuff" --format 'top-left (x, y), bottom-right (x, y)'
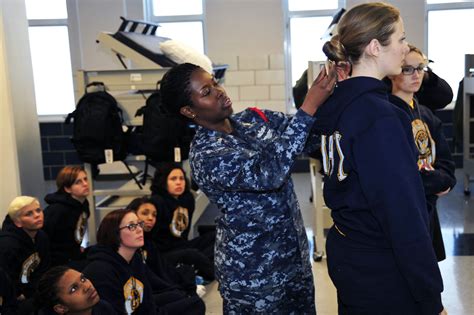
top-left (418, 294), bottom-right (443, 315)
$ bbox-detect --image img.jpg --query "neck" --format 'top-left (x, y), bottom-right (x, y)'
top-left (198, 118), bottom-right (233, 134)
top-left (68, 308), bottom-right (93, 315)
top-left (24, 228), bottom-right (38, 240)
top-left (351, 59), bottom-right (384, 80)
top-left (118, 246), bottom-right (136, 263)
top-left (392, 88), bottom-right (414, 105)
top-left (71, 194), bottom-right (86, 203)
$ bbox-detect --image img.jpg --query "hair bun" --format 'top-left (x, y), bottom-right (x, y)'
top-left (323, 35), bottom-right (347, 62)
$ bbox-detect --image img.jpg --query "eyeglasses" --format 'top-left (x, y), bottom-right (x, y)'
top-left (402, 65), bottom-right (428, 75)
top-left (119, 221), bottom-right (145, 232)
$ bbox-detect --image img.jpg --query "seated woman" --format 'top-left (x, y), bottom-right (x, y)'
top-left (127, 197), bottom-right (202, 297)
top-left (82, 209), bottom-right (204, 315)
top-left (150, 163), bottom-right (215, 281)
top-left (44, 166), bottom-right (90, 267)
top-left (82, 209), bottom-right (157, 315)
top-left (36, 266), bottom-right (116, 314)
top-left (0, 196), bottom-right (50, 315)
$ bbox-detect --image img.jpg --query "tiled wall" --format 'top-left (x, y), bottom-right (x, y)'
top-left (211, 53), bottom-right (287, 113)
top-left (40, 122), bottom-right (81, 180)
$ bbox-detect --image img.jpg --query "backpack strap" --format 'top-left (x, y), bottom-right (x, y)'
top-left (248, 107), bottom-right (269, 123)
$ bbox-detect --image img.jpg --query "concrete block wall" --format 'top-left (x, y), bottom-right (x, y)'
top-left (212, 53), bottom-right (287, 114)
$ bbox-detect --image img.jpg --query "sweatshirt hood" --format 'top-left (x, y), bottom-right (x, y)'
top-left (0, 215), bottom-right (34, 246)
top-left (44, 192), bottom-right (90, 215)
top-left (314, 76), bottom-right (389, 134)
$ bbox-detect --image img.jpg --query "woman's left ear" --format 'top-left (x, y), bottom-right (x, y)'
top-left (180, 106), bottom-right (196, 119)
top-left (53, 304), bottom-right (68, 314)
top-left (366, 38), bottom-right (381, 57)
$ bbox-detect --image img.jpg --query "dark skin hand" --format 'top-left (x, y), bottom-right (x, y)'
top-left (300, 62), bottom-right (338, 116)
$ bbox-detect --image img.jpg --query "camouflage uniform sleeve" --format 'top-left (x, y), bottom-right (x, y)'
top-left (193, 110), bottom-right (315, 191)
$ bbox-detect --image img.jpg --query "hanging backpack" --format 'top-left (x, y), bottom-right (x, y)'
top-left (135, 84), bottom-right (195, 163)
top-left (66, 82), bottom-right (127, 164)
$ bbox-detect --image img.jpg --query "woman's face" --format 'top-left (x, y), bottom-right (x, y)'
top-left (119, 212), bottom-right (144, 249)
top-left (185, 69), bottom-right (233, 124)
top-left (391, 51), bottom-right (426, 94)
top-left (379, 18), bottom-right (409, 77)
top-left (136, 203), bottom-right (157, 232)
top-left (65, 171), bottom-right (90, 199)
top-left (167, 168), bottom-right (186, 198)
top-left (54, 269), bottom-right (99, 314)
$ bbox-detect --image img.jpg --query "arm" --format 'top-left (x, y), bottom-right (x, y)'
top-left (353, 116), bottom-right (443, 315)
top-left (193, 109), bottom-right (315, 192)
top-left (415, 68), bottom-right (453, 111)
top-left (420, 114), bottom-right (456, 195)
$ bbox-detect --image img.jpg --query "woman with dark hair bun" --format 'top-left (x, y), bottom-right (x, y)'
top-left (150, 162), bottom-right (215, 281)
top-left (36, 266), bottom-right (115, 315)
top-left (314, 2), bottom-right (446, 314)
top-left (158, 55), bottom-right (337, 312)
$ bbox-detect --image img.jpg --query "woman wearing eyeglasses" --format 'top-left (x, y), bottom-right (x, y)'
top-left (388, 44), bottom-right (456, 262)
top-left (82, 209), bottom-right (158, 315)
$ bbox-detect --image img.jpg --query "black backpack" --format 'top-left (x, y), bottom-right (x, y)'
top-left (66, 82), bottom-right (127, 164)
top-left (135, 87), bottom-right (195, 163)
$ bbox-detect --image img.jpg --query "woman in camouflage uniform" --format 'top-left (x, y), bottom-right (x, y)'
top-left (159, 62), bottom-right (336, 314)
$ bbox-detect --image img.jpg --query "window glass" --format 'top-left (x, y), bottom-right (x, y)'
top-left (29, 26), bottom-right (75, 115)
top-left (288, 0), bottom-right (338, 11)
top-left (152, 0), bottom-right (202, 16)
top-left (25, 0), bottom-right (67, 19)
top-left (428, 9), bottom-right (474, 98)
top-left (156, 21), bottom-right (204, 53)
top-left (290, 16), bottom-right (332, 85)
top-left (427, 0), bottom-right (472, 4)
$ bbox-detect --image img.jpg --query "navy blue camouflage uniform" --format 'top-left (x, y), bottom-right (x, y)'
top-left (191, 108), bottom-right (318, 314)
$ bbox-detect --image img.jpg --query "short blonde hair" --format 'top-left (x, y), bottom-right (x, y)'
top-left (8, 196), bottom-right (39, 220)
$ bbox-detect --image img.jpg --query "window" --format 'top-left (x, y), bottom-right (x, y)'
top-left (426, 1), bottom-right (474, 100)
top-left (26, 0), bottom-right (75, 116)
top-left (145, 0), bottom-right (206, 54)
top-left (283, 0), bottom-right (345, 110)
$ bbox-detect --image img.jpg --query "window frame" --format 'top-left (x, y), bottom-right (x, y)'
top-left (424, 0), bottom-right (474, 104)
top-left (282, 0), bottom-right (345, 113)
top-left (144, 0), bottom-right (207, 54)
top-left (28, 0), bottom-right (80, 121)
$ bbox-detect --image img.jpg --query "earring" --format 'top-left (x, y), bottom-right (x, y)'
top-left (191, 113), bottom-right (196, 119)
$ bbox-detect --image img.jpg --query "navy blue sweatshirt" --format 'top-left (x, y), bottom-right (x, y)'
top-left (83, 245), bottom-right (158, 315)
top-left (141, 232), bottom-right (196, 295)
top-left (0, 215), bottom-right (50, 299)
top-left (389, 95), bottom-right (456, 199)
top-left (150, 192), bottom-right (195, 252)
top-left (314, 77), bottom-right (443, 314)
top-left (0, 267), bottom-right (17, 315)
top-left (44, 192), bottom-right (90, 266)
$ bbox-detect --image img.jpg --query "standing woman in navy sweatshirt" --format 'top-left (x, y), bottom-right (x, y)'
top-left (315, 2), bottom-right (446, 314)
top-left (389, 44), bottom-right (456, 261)
top-left (44, 166), bottom-right (90, 267)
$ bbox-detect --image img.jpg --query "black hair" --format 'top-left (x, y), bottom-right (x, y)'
top-left (150, 162), bottom-right (190, 196)
top-left (36, 265), bottom-right (70, 310)
top-left (160, 62), bottom-right (202, 116)
top-left (127, 196), bottom-right (156, 212)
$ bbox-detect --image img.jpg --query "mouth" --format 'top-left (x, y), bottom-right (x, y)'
top-left (89, 288), bottom-right (98, 300)
top-left (35, 220), bottom-right (43, 226)
top-left (137, 236), bottom-right (144, 241)
top-left (222, 96), bottom-right (232, 109)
